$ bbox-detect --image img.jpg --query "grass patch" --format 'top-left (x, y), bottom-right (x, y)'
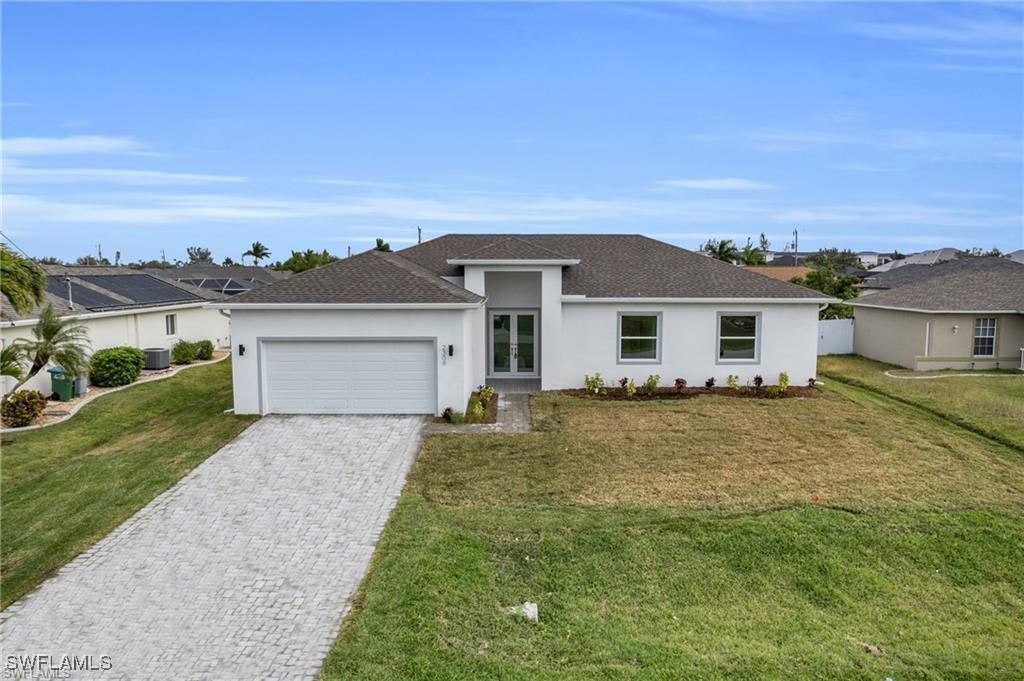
top-left (819, 354), bottom-right (1024, 451)
top-left (321, 386), bottom-right (1024, 679)
top-left (1, 359), bottom-right (257, 608)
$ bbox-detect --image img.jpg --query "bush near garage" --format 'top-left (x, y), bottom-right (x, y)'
top-left (89, 346), bottom-right (146, 387)
top-left (171, 340), bottom-right (198, 365)
top-left (2, 390), bottom-right (49, 427)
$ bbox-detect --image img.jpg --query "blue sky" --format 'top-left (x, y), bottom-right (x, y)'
top-left (2, 2), bottom-right (1022, 263)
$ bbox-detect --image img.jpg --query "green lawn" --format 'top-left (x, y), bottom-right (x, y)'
top-left (819, 354), bottom-right (1024, 451)
top-left (1, 359), bottom-right (257, 608)
top-left (321, 386), bottom-right (1024, 680)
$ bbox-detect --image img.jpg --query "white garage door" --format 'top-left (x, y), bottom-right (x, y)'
top-left (263, 340), bottom-right (436, 414)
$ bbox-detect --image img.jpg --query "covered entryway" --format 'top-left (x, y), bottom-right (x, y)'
top-left (263, 340), bottom-right (436, 414)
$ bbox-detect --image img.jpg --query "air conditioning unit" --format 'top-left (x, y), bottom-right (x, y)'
top-left (143, 347), bottom-right (170, 370)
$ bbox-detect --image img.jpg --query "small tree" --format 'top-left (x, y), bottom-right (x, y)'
top-left (74, 254), bottom-right (111, 266)
top-left (278, 249), bottom-right (339, 273)
top-left (701, 239), bottom-right (739, 263)
top-left (738, 238), bottom-right (765, 266)
top-left (1, 344), bottom-right (25, 380)
top-left (186, 246), bottom-right (214, 264)
top-left (3, 305), bottom-right (91, 402)
top-left (759, 232), bottom-right (771, 256)
top-left (0, 246), bottom-right (46, 314)
top-left (243, 241), bottom-right (271, 264)
top-left (374, 238), bottom-right (392, 252)
top-left (790, 267), bottom-right (860, 319)
top-left (806, 248), bottom-right (860, 271)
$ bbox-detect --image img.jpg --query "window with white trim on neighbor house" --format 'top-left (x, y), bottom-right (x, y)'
top-left (618, 314), bottom-right (660, 362)
top-left (165, 313), bottom-right (177, 336)
top-left (718, 314), bottom-right (759, 362)
top-left (973, 318), bottom-right (996, 357)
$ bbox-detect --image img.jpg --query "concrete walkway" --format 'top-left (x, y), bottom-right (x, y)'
top-left (1, 415), bottom-right (424, 680)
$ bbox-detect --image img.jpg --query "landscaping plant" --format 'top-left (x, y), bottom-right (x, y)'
top-left (643, 374), bottom-right (660, 396)
top-left (753, 374), bottom-right (764, 388)
top-left (618, 376), bottom-right (629, 389)
top-left (2, 304), bottom-right (90, 403)
top-left (704, 377), bottom-right (716, 388)
top-left (477, 385), bottom-right (495, 403)
top-left (171, 340), bottom-right (198, 365)
top-left (194, 340), bottom-right (215, 361)
top-left (448, 410), bottom-right (465, 425)
top-left (1, 390), bottom-right (48, 427)
top-left (778, 371), bottom-right (790, 392)
top-left (89, 347), bottom-right (146, 387)
top-left (583, 373), bottom-right (605, 394)
top-left (442, 407), bottom-right (454, 423)
top-left (468, 400), bottom-right (486, 422)
top-left (726, 374), bottom-right (740, 389)
top-left (807, 377), bottom-right (817, 388)
top-left (674, 378), bottom-right (687, 392)
top-left (624, 379), bottom-right (637, 398)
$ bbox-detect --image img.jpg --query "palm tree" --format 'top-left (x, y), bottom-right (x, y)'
top-left (702, 239), bottom-right (740, 264)
top-left (243, 241), bottom-right (271, 265)
top-left (374, 238), bottom-right (392, 252)
top-left (1, 344), bottom-right (24, 380)
top-left (0, 245), bottom-right (46, 314)
top-left (3, 305), bottom-right (90, 402)
top-left (739, 240), bottom-right (766, 266)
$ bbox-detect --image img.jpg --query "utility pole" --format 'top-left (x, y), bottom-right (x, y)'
top-left (161, 249), bottom-right (166, 264)
top-left (97, 243), bottom-right (103, 260)
top-left (347, 245), bottom-right (352, 258)
top-left (417, 226), bottom-right (422, 244)
top-left (792, 228), bottom-right (799, 253)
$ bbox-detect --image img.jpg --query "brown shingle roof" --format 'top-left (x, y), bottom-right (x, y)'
top-left (224, 250), bottom-right (484, 305)
top-left (401, 234), bottom-right (826, 299)
top-left (451, 236), bottom-right (573, 260)
top-left (852, 265), bottom-right (1024, 312)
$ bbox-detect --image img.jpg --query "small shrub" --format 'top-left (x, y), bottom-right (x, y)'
top-left (468, 399), bottom-right (486, 421)
top-left (753, 374), bottom-right (764, 388)
top-left (726, 374), bottom-right (740, 389)
top-left (89, 346), bottom-right (146, 387)
top-left (765, 385), bottom-right (783, 398)
top-left (171, 340), bottom-right (197, 365)
top-left (778, 371), bottom-right (790, 392)
top-left (674, 377), bottom-right (687, 392)
top-left (624, 379), bottom-right (637, 398)
top-left (583, 373), bottom-right (605, 394)
top-left (477, 385), bottom-right (496, 402)
top-left (704, 377), bottom-right (716, 389)
top-left (643, 374), bottom-right (660, 396)
top-left (442, 407), bottom-right (454, 423)
top-left (807, 377), bottom-right (817, 388)
top-left (618, 376), bottom-right (629, 389)
top-left (1, 390), bottom-right (48, 427)
top-left (449, 409), bottom-right (465, 425)
top-left (195, 340), bottom-right (215, 361)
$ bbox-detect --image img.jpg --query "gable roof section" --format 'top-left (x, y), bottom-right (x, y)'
top-left (223, 250), bottom-right (484, 305)
top-left (862, 257), bottom-right (1021, 292)
top-left (450, 236), bottom-right (573, 261)
top-left (852, 265), bottom-right (1024, 313)
top-left (401, 234), bottom-right (826, 299)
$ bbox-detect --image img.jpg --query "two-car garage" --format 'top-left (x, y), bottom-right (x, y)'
top-left (262, 340), bottom-right (437, 414)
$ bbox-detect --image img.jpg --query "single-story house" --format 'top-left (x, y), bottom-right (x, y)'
top-left (851, 264), bottom-right (1024, 371)
top-left (860, 256), bottom-right (1018, 296)
top-left (1, 265), bottom-right (230, 396)
top-left (867, 247), bottom-right (959, 273)
top-left (213, 234), bottom-right (833, 416)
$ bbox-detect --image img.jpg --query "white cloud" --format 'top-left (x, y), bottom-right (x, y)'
top-left (852, 16), bottom-right (1023, 46)
top-left (747, 127), bottom-right (1020, 161)
top-left (3, 135), bottom-right (144, 156)
top-left (660, 178), bottom-right (777, 191)
top-left (3, 160), bottom-right (246, 185)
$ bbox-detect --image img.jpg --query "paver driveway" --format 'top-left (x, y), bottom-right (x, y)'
top-left (1, 415), bottom-right (424, 680)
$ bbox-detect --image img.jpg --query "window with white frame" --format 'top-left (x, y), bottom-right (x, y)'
top-left (973, 318), bottom-right (996, 357)
top-left (165, 313), bottom-right (177, 336)
top-left (718, 313), bottom-right (759, 362)
top-left (618, 313), bottom-right (660, 362)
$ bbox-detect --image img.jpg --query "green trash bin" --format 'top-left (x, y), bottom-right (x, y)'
top-left (48, 366), bottom-right (75, 401)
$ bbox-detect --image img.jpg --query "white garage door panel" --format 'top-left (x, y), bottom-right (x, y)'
top-left (264, 340), bottom-right (435, 414)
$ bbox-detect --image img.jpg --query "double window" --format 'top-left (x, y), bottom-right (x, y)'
top-left (718, 314), bottom-right (759, 362)
top-left (973, 318), bottom-right (996, 357)
top-left (165, 313), bottom-right (177, 336)
top-left (618, 313), bottom-right (660, 363)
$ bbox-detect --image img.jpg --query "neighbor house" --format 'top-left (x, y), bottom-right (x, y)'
top-left (145, 263), bottom-right (290, 296)
top-left (212, 234), bottom-right (832, 416)
top-left (860, 257), bottom-right (1019, 296)
top-left (851, 263), bottom-right (1024, 371)
top-left (1, 265), bottom-right (230, 396)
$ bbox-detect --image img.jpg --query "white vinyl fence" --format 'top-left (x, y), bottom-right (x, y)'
top-left (817, 318), bottom-right (854, 355)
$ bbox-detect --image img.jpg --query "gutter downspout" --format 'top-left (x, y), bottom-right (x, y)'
top-left (924, 321), bottom-right (931, 358)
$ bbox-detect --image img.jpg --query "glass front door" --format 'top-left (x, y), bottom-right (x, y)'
top-left (490, 311), bottom-right (538, 376)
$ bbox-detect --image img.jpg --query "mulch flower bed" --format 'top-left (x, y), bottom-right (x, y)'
top-left (564, 385), bottom-right (818, 401)
top-left (434, 390), bottom-right (500, 424)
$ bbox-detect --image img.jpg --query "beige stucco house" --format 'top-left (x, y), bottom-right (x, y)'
top-left (851, 264), bottom-right (1024, 370)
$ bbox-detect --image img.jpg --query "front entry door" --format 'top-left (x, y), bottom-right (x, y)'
top-left (490, 311), bottom-right (538, 376)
